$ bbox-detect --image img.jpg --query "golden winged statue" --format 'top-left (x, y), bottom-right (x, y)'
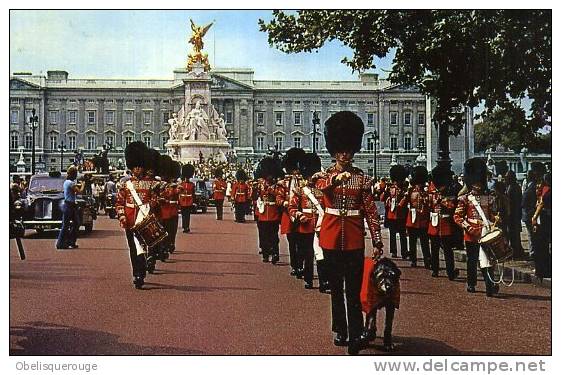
top-left (187, 19), bottom-right (213, 72)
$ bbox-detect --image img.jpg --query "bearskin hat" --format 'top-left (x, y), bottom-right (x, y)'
top-left (214, 168), bottom-right (224, 178)
top-left (410, 166), bottom-right (428, 186)
top-left (389, 165), bottom-right (408, 183)
top-left (324, 111), bottom-right (364, 156)
top-left (236, 169), bottom-right (248, 181)
top-left (171, 161), bottom-right (181, 180)
top-left (530, 162), bottom-right (546, 178)
top-left (145, 149), bottom-right (160, 174)
top-left (158, 154), bottom-right (173, 180)
top-left (463, 157), bottom-right (488, 188)
top-left (182, 163), bottom-right (195, 179)
top-left (495, 160), bottom-right (509, 178)
top-left (255, 156), bottom-right (283, 180)
top-left (431, 164), bottom-right (454, 188)
top-left (301, 152), bottom-right (322, 178)
top-left (125, 141), bottom-right (149, 170)
top-left (281, 147), bottom-right (306, 173)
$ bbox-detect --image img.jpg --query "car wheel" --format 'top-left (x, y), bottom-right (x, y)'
top-left (84, 223), bottom-right (93, 233)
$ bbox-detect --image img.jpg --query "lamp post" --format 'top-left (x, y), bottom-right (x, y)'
top-left (372, 130), bottom-right (379, 181)
top-left (57, 142), bottom-right (67, 172)
top-left (312, 111), bottom-right (320, 153)
top-left (28, 108), bottom-right (39, 175)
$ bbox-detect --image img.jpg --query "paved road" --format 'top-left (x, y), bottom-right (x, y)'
top-left (10, 209), bottom-right (551, 355)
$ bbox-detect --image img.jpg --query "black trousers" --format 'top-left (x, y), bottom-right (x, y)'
top-left (260, 221), bottom-right (280, 258)
top-left (163, 216), bottom-right (178, 251)
top-left (297, 233), bottom-right (315, 283)
top-left (180, 207), bottom-right (191, 230)
top-left (534, 223), bottom-right (552, 278)
top-left (125, 229), bottom-right (146, 278)
top-left (429, 235), bottom-right (455, 276)
top-left (235, 202), bottom-right (247, 222)
top-left (287, 232), bottom-right (300, 270)
top-left (465, 241), bottom-right (496, 292)
top-left (317, 258), bottom-right (329, 286)
top-left (323, 248), bottom-right (365, 341)
top-left (256, 221), bottom-right (265, 252)
top-left (387, 219), bottom-right (408, 257)
top-left (408, 227), bottom-right (431, 264)
top-left (507, 224), bottom-right (523, 258)
top-left (215, 200), bottom-right (224, 220)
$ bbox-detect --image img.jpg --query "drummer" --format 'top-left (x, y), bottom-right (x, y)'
top-left (116, 141), bottom-right (157, 289)
top-left (454, 157), bottom-right (500, 297)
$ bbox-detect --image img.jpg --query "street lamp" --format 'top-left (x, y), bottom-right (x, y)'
top-left (312, 111), bottom-right (320, 153)
top-left (27, 108), bottom-right (39, 175)
top-left (57, 142), bottom-right (67, 172)
top-left (372, 130), bottom-right (379, 181)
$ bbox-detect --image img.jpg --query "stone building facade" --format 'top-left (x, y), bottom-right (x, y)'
top-left (9, 68), bottom-right (474, 176)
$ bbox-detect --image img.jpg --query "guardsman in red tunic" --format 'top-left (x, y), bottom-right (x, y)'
top-left (381, 165), bottom-right (409, 259)
top-left (160, 160), bottom-right (180, 257)
top-left (231, 170), bottom-right (250, 223)
top-left (144, 149), bottom-right (164, 272)
top-left (315, 111), bottom-right (383, 355)
top-left (116, 141), bottom-right (156, 289)
top-left (531, 162), bottom-right (551, 279)
top-left (289, 152), bottom-right (329, 292)
top-left (212, 168), bottom-right (227, 220)
top-left (254, 157), bottom-right (283, 263)
top-left (178, 164), bottom-right (195, 233)
top-left (399, 166), bottom-right (431, 268)
top-left (428, 164), bottom-right (459, 280)
top-left (454, 158), bottom-right (500, 297)
top-left (278, 148), bottom-right (306, 276)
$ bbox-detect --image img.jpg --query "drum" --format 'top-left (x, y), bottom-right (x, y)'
top-left (131, 213), bottom-right (168, 250)
top-left (480, 229), bottom-right (512, 263)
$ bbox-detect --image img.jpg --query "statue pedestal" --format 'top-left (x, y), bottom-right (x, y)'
top-left (166, 139), bottom-right (231, 163)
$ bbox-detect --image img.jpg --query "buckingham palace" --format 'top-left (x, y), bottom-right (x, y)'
top-left (9, 68), bottom-right (474, 175)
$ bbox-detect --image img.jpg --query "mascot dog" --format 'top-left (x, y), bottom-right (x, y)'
top-left (360, 257), bottom-right (401, 351)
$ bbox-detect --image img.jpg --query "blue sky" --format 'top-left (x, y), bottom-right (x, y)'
top-left (10, 10), bottom-right (395, 80)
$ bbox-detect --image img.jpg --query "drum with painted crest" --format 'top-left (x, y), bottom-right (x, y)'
top-left (479, 229), bottom-right (512, 263)
top-left (131, 213), bottom-right (168, 249)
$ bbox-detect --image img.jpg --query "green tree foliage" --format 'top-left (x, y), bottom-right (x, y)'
top-left (259, 10), bottom-right (551, 135)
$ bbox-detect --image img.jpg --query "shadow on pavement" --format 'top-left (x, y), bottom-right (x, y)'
top-left (153, 269), bottom-right (255, 277)
top-left (10, 321), bottom-right (204, 355)
top-left (142, 282), bottom-right (260, 293)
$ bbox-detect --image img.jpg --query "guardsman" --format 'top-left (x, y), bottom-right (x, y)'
top-left (382, 165), bottom-right (409, 259)
top-left (231, 170), bottom-right (250, 223)
top-left (178, 164), bottom-right (195, 233)
top-left (278, 148), bottom-right (306, 277)
top-left (160, 159), bottom-right (180, 256)
top-left (115, 141), bottom-right (156, 289)
top-left (289, 152), bottom-right (329, 292)
top-left (254, 157), bottom-right (283, 263)
top-left (315, 111), bottom-right (383, 355)
top-left (400, 166), bottom-right (431, 268)
top-left (531, 162), bottom-right (551, 279)
top-left (212, 168), bottom-right (227, 220)
top-left (428, 164), bottom-right (460, 280)
top-left (144, 149), bottom-right (163, 272)
top-left (454, 157), bottom-right (500, 297)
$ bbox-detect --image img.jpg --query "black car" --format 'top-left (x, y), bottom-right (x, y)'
top-left (191, 178), bottom-right (209, 214)
top-left (14, 172), bottom-right (97, 234)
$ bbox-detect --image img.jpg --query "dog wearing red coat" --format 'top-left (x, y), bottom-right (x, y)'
top-left (360, 257), bottom-right (401, 351)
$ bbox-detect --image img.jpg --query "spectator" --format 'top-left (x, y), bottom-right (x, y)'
top-left (521, 170), bottom-right (537, 259)
top-left (56, 166), bottom-right (85, 250)
top-left (505, 171), bottom-right (523, 259)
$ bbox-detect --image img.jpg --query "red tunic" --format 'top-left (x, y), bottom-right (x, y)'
top-left (400, 185), bottom-right (429, 229)
top-left (177, 181), bottom-right (195, 208)
top-left (256, 180), bottom-right (282, 222)
top-left (453, 189), bottom-right (498, 243)
top-left (231, 182), bottom-right (250, 203)
top-left (116, 176), bottom-right (157, 229)
top-left (277, 175), bottom-right (303, 234)
top-left (160, 183), bottom-right (179, 220)
top-left (427, 187), bottom-right (457, 237)
top-left (382, 182), bottom-right (408, 221)
top-left (212, 178), bottom-right (227, 201)
top-left (315, 166), bottom-right (383, 251)
top-left (288, 184), bottom-right (324, 234)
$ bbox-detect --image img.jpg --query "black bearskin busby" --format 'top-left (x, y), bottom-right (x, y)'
top-left (145, 149), bottom-right (160, 175)
top-left (431, 164), bottom-right (454, 188)
top-left (410, 166), bottom-right (428, 186)
top-left (171, 161), bottom-right (181, 180)
top-left (255, 156), bottom-right (283, 180)
top-left (182, 164), bottom-right (195, 180)
top-left (324, 111), bottom-right (364, 156)
top-left (301, 153), bottom-right (322, 179)
top-left (125, 141), bottom-right (149, 170)
top-left (158, 154), bottom-right (173, 180)
top-left (236, 169), bottom-right (248, 182)
top-left (389, 165), bottom-right (408, 183)
top-left (530, 161), bottom-right (546, 178)
top-left (463, 157), bottom-right (488, 188)
top-left (214, 168), bottom-right (223, 179)
top-left (495, 160), bottom-right (509, 178)
top-left (281, 147), bottom-right (306, 173)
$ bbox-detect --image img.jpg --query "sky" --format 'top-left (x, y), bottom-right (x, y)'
top-left (9, 10), bottom-right (395, 81)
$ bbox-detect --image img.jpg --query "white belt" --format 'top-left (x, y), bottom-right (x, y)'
top-left (302, 208), bottom-right (316, 214)
top-left (180, 194), bottom-right (192, 197)
top-left (325, 207), bottom-right (361, 217)
top-left (236, 192), bottom-right (245, 195)
top-left (169, 200), bottom-right (178, 204)
top-left (126, 203), bottom-right (135, 208)
top-left (264, 201), bottom-right (276, 206)
top-left (441, 214), bottom-right (451, 218)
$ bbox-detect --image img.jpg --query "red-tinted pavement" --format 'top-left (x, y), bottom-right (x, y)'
top-left (10, 208), bottom-right (551, 355)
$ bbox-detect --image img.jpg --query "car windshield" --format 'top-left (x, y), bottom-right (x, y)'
top-left (29, 177), bottom-right (65, 193)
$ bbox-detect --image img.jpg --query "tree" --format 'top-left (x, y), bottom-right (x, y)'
top-left (259, 10), bottom-right (551, 164)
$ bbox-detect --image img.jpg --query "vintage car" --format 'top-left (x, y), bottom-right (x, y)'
top-left (191, 178), bottom-right (210, 214)
top-left (15, 172), bottom-right (97, 234)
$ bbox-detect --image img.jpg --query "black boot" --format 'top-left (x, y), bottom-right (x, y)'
top-left (271, 255), bottom-right (280, 264)
top-left (133, 276), bottom-right (144, 289)
top-left (333, 333), bottom-right (348, 347)
top-left (347, 338), bottom-right (366, 355)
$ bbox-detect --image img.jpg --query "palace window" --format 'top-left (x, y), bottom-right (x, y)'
top-left (143, 111), bottom-right (152, 125)
top-left (68, 111), bottom-right (77, 124)
top-left (404, 136), bottom-right (412, 151)
top-left (275, 111), bottom-right (283, 126)
top-left (105, 111), bottom-right (115, 124)
top-left (390, 137), bottom-right (398, 151)
top-left (163, 111), bottom-right (170, 124)
top-left (226, 111), bottom-right (233, 124)
top-left (404, 112), bottom-right (412, 126)
top-left (10, 98), bottom-right (19, 105)
top-left (256, 112), bottom-right (264, 126)
top-left (11, 110), bottom-right (18, 124)
top-left (314, 137), bottom-right (320, 152)
top-left (367, 113), bottom-right (374, 126)
top-left (49, 111), bottom-right (58, 124)
top-left (293, 136), bottom-right (301, 148)
top-left (390, 112), bottom-right (398, 125)
top-left (257, 100), bottom-right (264, 105)
top-left (275, 135), bottom-right (284, 151)
top-left (143, 135), bottom-right (152, 148)
top-left (161, 135), bottom-right (168, 147)
top-left (87, 135), bottom-right (96, 150)
top-left (10, 134), bottom-right (18, 149)
top-left (366, 137), bottom-right (375, 152)
top-left (105, 134), bottom-right (114, 147)
top-left (418, 137), bottom-right (425, 149)
top-left (87, 111), bottom-right (96, 125)
top-left (125, 111), bottom-right (134, 125)
top-left (124, 134), bottom-right (134, 146)
top-left (25, 134), bottom-right (32, 149)
top-left (418, 112), bottom-right (425, 125)
top-left (275, 100), bottom-right (283, 105)
top-left (50, 135), bottom-right (58, 150)
top-left (256, 136), bottom-right (265, 151)
top-left (68, 135), bottom-right (76, 150)
top-left (293, 111), bottom-right (302, 126)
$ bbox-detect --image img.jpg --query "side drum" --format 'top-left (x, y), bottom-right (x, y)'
top-left (131, 213), bottom-right (168, 250)
top-left (480, 229), bottom-right (513, 263)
